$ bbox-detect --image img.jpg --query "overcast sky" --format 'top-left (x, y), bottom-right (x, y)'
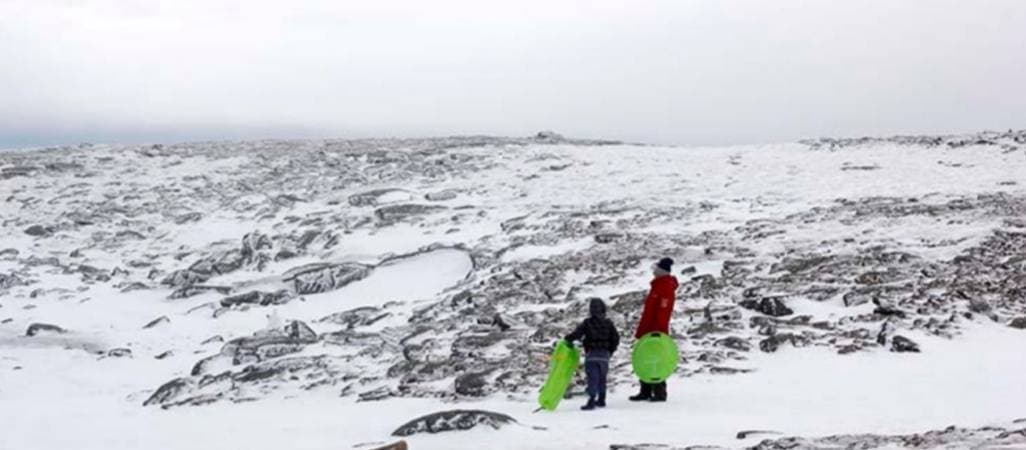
top-left (2, 0), bottom-right (1025, 148)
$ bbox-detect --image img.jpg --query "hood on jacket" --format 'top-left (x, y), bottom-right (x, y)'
top-left (588, 297), bottom-right (607, 318)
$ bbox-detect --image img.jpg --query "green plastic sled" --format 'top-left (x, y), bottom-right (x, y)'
top-left (538, 340), bottom-right (581, 411)
top-left (632, 332), bottom-right (679, 383)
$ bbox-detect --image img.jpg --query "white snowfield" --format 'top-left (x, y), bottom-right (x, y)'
top-left (1, 133), bottom-right (1025, 450)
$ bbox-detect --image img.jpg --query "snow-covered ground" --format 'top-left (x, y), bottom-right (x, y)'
top-left (1, 132), bottom-right (1025, 449)
top-left (3, 322), bottom-right (1024, 450)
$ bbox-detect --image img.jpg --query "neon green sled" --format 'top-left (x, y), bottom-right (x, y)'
top-left (632, 332), bottom-right (679, 383)
top-left (537, 340), bottom-right (581, 411)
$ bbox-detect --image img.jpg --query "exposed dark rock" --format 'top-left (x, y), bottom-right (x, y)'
top-left (841, 163), bottom-right (881, 172)
top-left (274, 248), bottom-right (298, 261)
top-left (190, 354), bottom-right (231, 376)
top-left (425, 190), bottom-right (458, 202)
top-left (747, 422), bottom-right (1026, 449)
top-left (595, 233), bottom-right (625, 244)
top-left (44, 161), bottom-right (83, 172)
top-left (283, 263), bottom-right (371, 295)
top-left (837, 344), bottom-right (861, 355)
top-left (450, 290), bottom-right (473, 307)
top-left (199, 321), bottom-right (320, 373)
top-left (144, 378), bottom-right (194, 406)
top-left (74, 264), bottom-right (110, 282)
top-left (368, 441), bottom-right (409, 450)
top-left (740, 297), bottom-right (794, 317)
top-left (609, 445), bottom-right (689, 450)
top-left (759, 333), bottom-right (806, 353)
top-left (107, 348), bottom-right (132, 358)
top-left (143, 316), bottom-right (170, 329)
top-left (1009, 317), bottom-right (1026, 329)
top-left (155, 351), bottom-right (174, 360)
top-left (220, 290), bottom-right (294, 308)
top-left (349, 189), bottom-right (406, 207)
top-left (169, 355), bottom-right (331, 405)
top-left (285, 320), bottom-right (318, 341)
top-left (715, 336), bottom-right (751, 352)
top-left (454, 371), bottom-right (490, 396)
top-left (1, 165), bottom-right (41, 179)
top-left (169, 285), bottom-right (232, 300)
top-left (201, 335), bottom-right (224, 345)
top-left (119, 282), bottom-right (151, 293)
top-left (843, 288), bottom-right (875, 307)
top-left (231, 355), bottom-right (325, 383)
top-left (492, 313), bottom-right (512, 331)
top-left (273, 194), bottom-right (307, 205)
top-left (320, 306), bottom-right (388, 329)
top-left (161, 269), bottom-right (208, 289)
top-left (115, 230), bottom-right (146, 240)
top-left (392, 410), bottom-right (517, 436)
top-left (770, 256), bottom-right (830, 274)
top-left (222, 336), bottom-right (306, 365)
top-left (0, 273), bottom-right (27, 289)
top-left (451, 331), bottom-right (506, 357)
top-left (174, 212), bottom-right (203, 224)
top-left (709, 366), bottom-right (753, 375)
top-left (359, 387), bottom-right (394, 402)
top-left (534, 130), bottom-right (565, 141)
top-left (375, 204), bottom-right (446, 223)
top-left (24, 225), bottom-right (53, 237)
top-left (876, 321), bottom-right (893, 346)
top-left (162, 232), bottom-right (272, 288)
top-left (891, 335), bottom-right (921, 353)
top-left (737, 430), bottom-right (783, 439)
top-left (873, 305), bottom-right (907, 318)
top-left (26, 323), bottom-right (66, 337)
top-left (969, 300), bottom-right (992, 314)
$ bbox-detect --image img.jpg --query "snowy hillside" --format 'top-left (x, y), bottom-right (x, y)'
top-left (2, 131), bottom-right (1026, 450)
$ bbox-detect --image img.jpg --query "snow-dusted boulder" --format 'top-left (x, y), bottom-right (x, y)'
top-left (391, 410), bottom-right (517, 436)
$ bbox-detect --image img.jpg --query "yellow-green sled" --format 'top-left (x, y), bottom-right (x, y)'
top-left (632, 332), bottom-right (679, 383)
top-left (537, 340), bottom-right (581, 411)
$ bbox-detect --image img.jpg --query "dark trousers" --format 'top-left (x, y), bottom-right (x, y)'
top-left (584, 350), bottom-right (610, 401)
top-left (639, 381), bottom-right (667, 399)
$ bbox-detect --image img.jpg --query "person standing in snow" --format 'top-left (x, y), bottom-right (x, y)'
top-left (565, 298), bottom-right (620, 410)
top-left (629, 257), bottom-right (679, 402)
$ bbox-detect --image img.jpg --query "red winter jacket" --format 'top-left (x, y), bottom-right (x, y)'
top-left (634, 275), bottom-right (680, 338)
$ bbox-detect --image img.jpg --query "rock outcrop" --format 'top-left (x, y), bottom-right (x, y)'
top-left (392, 410), bottom-right (517, 436)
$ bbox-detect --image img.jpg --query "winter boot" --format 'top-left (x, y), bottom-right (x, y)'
top-left (596, 395), bottom-right (606, 408)
top-left (581, 396), bottom-right (597, 411)
top-left (650, 382), bottom-right (667, 402)
top-left (628, 383), bottom-right (652, 401)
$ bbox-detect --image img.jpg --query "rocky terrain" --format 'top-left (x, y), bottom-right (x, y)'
top-left (612, 419), bottom-right (1026, 449)
top-left (2, 130), bottom-right (1025, 449)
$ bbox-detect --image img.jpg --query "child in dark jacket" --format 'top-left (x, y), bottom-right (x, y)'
top-left (565, 297), bottom-right (620, 410)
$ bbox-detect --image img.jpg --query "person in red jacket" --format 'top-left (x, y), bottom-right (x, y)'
top-left (629, 257), bottom-right (679, 402)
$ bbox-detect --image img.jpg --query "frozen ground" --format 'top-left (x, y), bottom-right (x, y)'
top-left (3, 322), bottom-right (1024, 450)
top-left (1, 131), bottom-right (1025, 449)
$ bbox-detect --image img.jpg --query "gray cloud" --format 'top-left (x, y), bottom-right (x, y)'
top-left (2, 0), bottom-right (1025, 148)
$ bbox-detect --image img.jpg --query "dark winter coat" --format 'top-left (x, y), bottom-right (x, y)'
top-left (634, 274), bottom-right (679, 338)
top-left (565, 298), bottom-right (620, 354)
